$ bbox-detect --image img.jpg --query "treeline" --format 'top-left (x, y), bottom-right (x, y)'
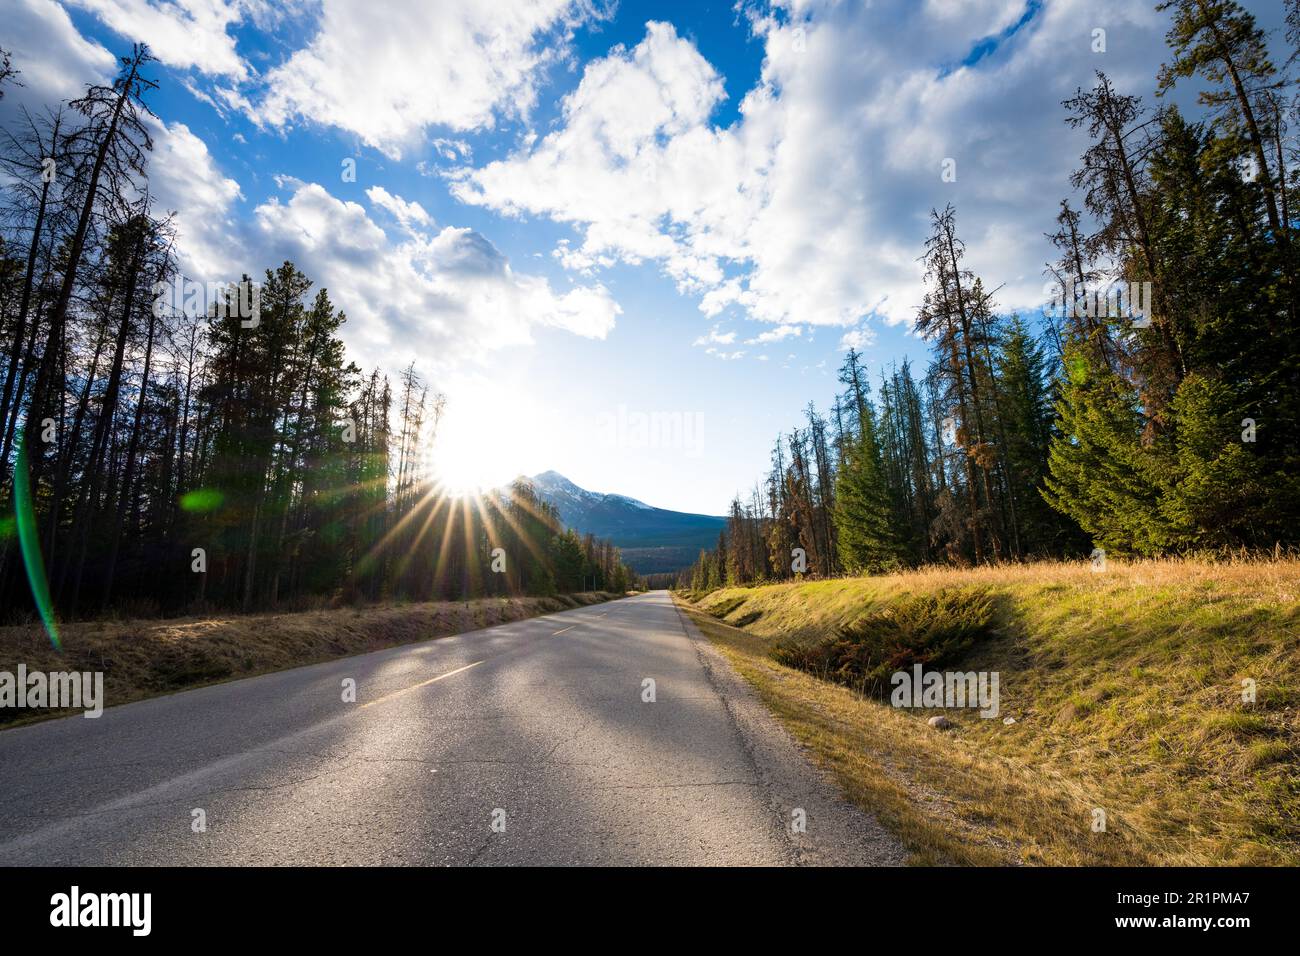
top-left (688, 0), bottom-right (1300, 589)
top-left (0, 45), bottom-right (633, 621)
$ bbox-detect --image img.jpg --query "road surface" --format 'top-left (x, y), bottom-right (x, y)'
top-left (0, 591), bottom-right (904, 865)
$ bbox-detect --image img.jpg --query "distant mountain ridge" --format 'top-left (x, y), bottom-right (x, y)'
top-left (525, 471), bottom-right (724, 574)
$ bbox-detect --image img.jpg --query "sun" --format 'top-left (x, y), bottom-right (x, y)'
top-left (428, 422), bottom-right (507, 496)
top-left (422, 369), bottom-right (573, 497)
top-left (425, 379), bottom-right (544, 496)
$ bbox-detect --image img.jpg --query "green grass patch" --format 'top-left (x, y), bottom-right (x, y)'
top-left (677, 558), bottom-right (1300, 865)
top-left (772, 588), bottom-right (996, 695)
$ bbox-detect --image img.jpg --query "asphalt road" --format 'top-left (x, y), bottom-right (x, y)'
top-left (0, 591), bottom-right (904, 866)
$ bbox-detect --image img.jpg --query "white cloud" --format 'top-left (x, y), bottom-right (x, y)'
top-left (0, 0), bottom-right (115, 110)
top-left (432, 138), bottom-right (472, 161)
top-left (10, 0), bottom-right (623, 368)
top-left (0, 6), bottom-right (245, 283)
top-left (746, 323), bottom-right (801, 345)
top-left (140, 123), bottom-right (620, 371)
top-left (148, 119), bottom-right (244, 279)
top-left (0, 2), bottom-right (627, 365)
top-left (921, 0), bottom-right (1035, 41)
top-left (839, 326), bottom-right (876, 352)
top-left (365, 185), bottom-right (432, 230)
top-left (64, 0), bottom-right (252, 78)
top-left (252, 0), bottom-right (609, 158)
top-left (692, 326), bottom-right (736, 347)
top-left (249, 181), bottom-right (619, 369)
top-left (452, 21), bottom-right (740, 296)
top-left (2, 0), bottom-right (1186, 380)
top-left (452, 1), bottom-right (1171, 345)
top-left (704, 348), bottom-right (746, 361)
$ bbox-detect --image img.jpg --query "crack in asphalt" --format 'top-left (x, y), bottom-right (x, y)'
top-left (577, 780), bottom-right (759, 792)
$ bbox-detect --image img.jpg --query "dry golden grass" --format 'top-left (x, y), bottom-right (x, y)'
top-left (676, 557), bottom-right (1300, 866)
top-left (0, 592), bottom-right (619, 727)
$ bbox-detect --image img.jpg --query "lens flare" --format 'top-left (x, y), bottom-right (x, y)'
top-left (15, 435), bottom-right (60, 651)
top-left (179, 488), bottom-right (224, 513)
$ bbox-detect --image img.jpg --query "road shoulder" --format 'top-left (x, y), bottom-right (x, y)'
top-left (670, 593), bottom-right (906, 866)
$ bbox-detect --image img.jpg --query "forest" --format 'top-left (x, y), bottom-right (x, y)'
top-left (0, 45), bottom-right (633, 623)
top-left (687, 0), bottom-right (1300, 589)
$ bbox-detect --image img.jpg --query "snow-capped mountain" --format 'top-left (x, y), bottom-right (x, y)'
top-left (525, 471), bottom-right (724, 574)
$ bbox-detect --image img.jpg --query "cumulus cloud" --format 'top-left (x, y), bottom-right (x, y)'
top-left (54, 0), bottom-right (613, 157)
top-left (152, 167), bottom-right (621, 373)
top-left (64, 0), bottom-right (252, 78)
top-left (452, 22), bottom-right (740, 295)
top-left (0, 5), bottom-right (243, 281)
top-left (144, 123), bottom-right (623, 370)
top-left (365, 186), bottom-right (432, 230)
top-left (3, 0), bottom-right (1190, 375)
top-left (245, 180), bottom-right (620, 369)
top-left (0, 0), bottom-right (115, 111)
top-left (148, 119), bottom-right (245, 279)
top-left (451, 1), bottom-right (1171, 345)
top-left (2, 0), bottom-right (620, 378)
top-left (251, 0), bottom-right (609, 158)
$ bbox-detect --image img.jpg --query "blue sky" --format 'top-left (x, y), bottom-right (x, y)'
top-left (2, 0), bottom-right (1288, 514)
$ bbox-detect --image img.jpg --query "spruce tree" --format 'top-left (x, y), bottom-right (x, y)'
top-left (834, 398), bottom-right (902, 573)
top-left (1042, 348), bottom-right (1178, 555)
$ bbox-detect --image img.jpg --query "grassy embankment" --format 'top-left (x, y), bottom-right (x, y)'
top-left (0, 592), bottom-right (620, 727)
top-left (675, 560), bottom-right (1299, 866)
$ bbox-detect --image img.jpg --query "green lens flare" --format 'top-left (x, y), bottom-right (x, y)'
top-left (14, 435), bottom-right (60, 651)
top-left (179, 488), bottom-right (224, 513)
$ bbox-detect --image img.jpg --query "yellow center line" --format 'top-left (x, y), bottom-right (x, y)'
top-left (553, 624), bottom-right (577, 635)
top-left (359, 660), bottom-right (483, 709)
